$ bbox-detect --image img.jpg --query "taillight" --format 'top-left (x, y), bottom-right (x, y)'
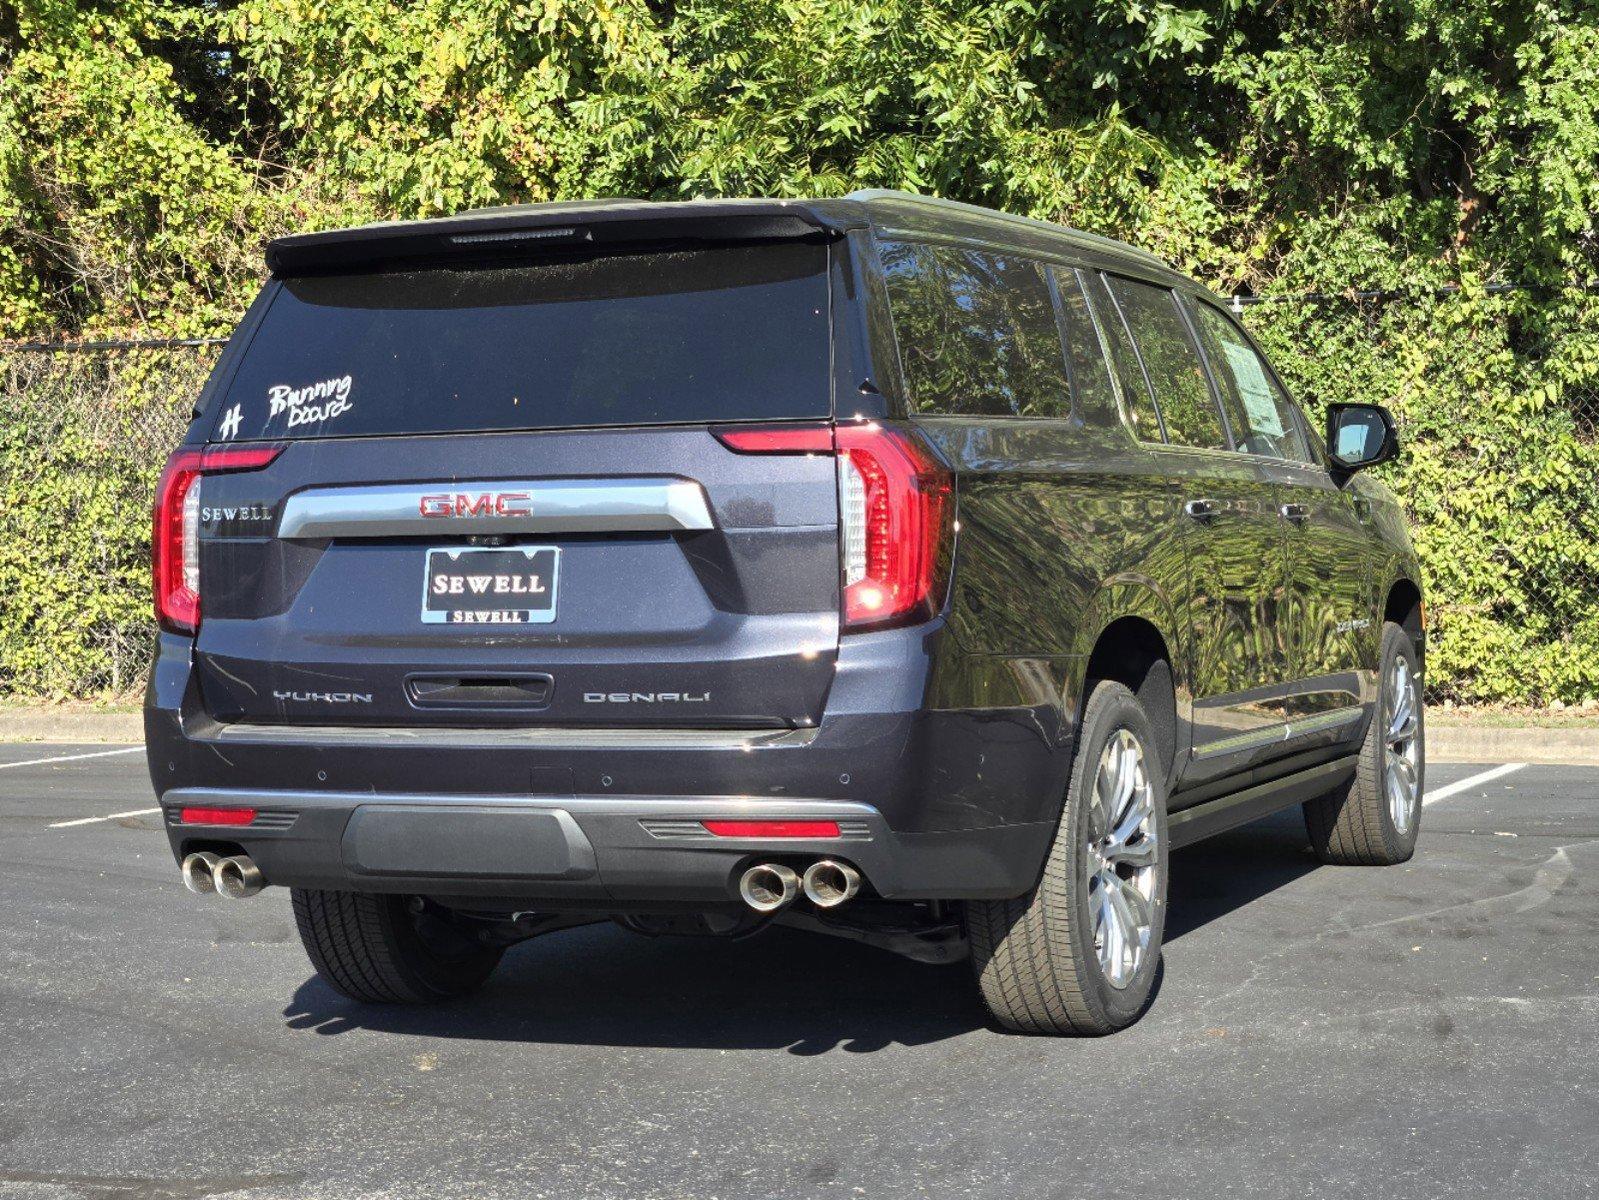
top-left (152, 443), bottom-right (283, 634)
top-left (712, 421), bottom-right (953, 632)
top-left (835, 424), bottom-right (952, 630)
top-left (712, 424), bottom-right (834, 454)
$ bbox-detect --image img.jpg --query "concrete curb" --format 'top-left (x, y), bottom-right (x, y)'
top-left (2, 707), bottom-right (1597, 764)
top-left (0, 711), bottom-right (143, 744)
top-left (1426, 724), bottom-right (1599, 766)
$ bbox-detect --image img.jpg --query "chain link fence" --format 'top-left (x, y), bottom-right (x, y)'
top-left (2, 313), bottom-right (1597, 706)
top-left (0, 344), bottom-right (219, 696)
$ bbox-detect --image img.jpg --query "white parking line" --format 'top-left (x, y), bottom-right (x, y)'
top-left (49, 807), bottom-right (161, 829)
top-left (0, 746), bottom-right (142, 771)
top-left (1423, 762), bottom-right (1527, 806)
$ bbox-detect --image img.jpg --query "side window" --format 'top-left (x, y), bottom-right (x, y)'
top-left (1080, 273), bottom-right (1165, 441)
top-left (879, 240), bottom-right (1071, 418)
top-left (1104, 276), bottom-right (1230, 451)
top-left (1190, 301), bottom-right (1312, 462)
top-left (1051, 268), bottom-right (1120, 427)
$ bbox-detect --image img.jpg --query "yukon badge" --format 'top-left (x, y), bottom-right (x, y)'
top-left (273, 690), bottom-right (373, 705)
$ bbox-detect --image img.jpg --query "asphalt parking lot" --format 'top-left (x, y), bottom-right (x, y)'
top-left (1, 746), bottom-right (1595, 1200)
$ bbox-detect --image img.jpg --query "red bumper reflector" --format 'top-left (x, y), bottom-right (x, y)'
top-left (179, 806), bottom-right (257, 826)
top-left (701, 819), bottom-right (841, 839)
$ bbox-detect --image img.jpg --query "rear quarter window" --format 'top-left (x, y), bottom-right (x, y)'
top-left (209, 242), bottom-right (832, 441)
top-left (879, 240), bottom-right (1071, 419)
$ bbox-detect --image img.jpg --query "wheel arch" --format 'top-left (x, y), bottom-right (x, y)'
top-left (1382, 575), bottom-right (1425, 664)
top-left (1069, 581), bottom-right (1182, 788)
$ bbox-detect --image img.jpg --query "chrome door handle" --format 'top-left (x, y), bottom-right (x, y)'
top-left (1184, 498), bottom-right (1219, 520)
top-left (1279, 502), bottom-right (1310, 523)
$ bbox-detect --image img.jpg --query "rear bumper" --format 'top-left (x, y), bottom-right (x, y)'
top-left (146, 621), bottom-right (1074, 905)
top-left (158, 785), bottom-right (1051, 904)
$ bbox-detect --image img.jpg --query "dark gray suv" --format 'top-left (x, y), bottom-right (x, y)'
top-left (147, 191), bottom-right (1425, 1034)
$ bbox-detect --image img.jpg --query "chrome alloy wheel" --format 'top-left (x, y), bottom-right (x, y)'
top-left (1085, 728), bottom-right (1159, 989)
top-left (1384, 656), bottom-right (1422, 833)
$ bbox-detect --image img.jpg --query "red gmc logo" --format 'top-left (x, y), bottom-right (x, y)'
top-left (418, 491), bottom-right (532, 518)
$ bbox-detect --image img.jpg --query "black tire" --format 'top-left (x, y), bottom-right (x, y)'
top-left (965, 679), bottom-right (1169, 1035)
top-left (1303, 621), bottom-right (1425, 865)
top-left (291, 889), bottom-right (503, 1004)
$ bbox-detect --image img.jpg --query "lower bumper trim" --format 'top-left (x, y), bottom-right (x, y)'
top-left (159, 786), bottom-right (1048, 903)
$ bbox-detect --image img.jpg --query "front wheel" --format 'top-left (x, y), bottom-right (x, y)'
top-left (1303, 621), bottom-right (1425, 865)
top-left (291, 889), bottom-right (503, 1004)
top-left (965, 679), bottom-right (1169, 1035)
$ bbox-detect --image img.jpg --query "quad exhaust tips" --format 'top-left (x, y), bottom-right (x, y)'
top-left (738, 863), bottom-right (801, 912)
top-left (181, 852), bottom-right (265, 899)
top-left (802, 860), bottom-right (861, 909)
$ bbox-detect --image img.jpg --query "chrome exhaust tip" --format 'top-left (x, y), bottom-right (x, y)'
top-left (213, 855), bottom-right (265, 899)
top-left (802, 860), bottom-right (861, 908)
top-left (181, 852), bottom-right (221, 895)
top-left (738, 863), bottom-right (800, 913)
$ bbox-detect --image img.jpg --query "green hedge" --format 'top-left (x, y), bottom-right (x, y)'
top-left (4, 293), bottom-right (1598, 703)
top-left (1249, 288), bottom-right (1599, 705)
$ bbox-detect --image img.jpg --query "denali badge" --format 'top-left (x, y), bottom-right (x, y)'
top-left (419, 491), bottom-right (532, 518)
top-left (273, 690), bottom-right (373, 704)
top-left (583, 692), bottom-right (711, 704)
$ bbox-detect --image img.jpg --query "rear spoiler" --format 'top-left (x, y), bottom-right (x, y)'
top-left (265, 198), bottom-right (859, 277)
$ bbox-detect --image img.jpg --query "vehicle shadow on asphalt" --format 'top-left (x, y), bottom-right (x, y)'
top-left (1166, 806), bottom-right (1320, 940)
top-left (283, 922), bottom-right (985, 1053)
top-left (280, 808), bottom-right (1318, 1053)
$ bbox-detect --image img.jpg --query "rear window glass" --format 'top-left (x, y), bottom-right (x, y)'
top-left (879, 240), bottom-right (1071, 419)
top-left (210, 243), bottom-right (831, 440)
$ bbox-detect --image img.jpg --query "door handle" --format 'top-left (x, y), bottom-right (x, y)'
top-left (1184, 498), bottom-right (1219, 520)
top-left (1279, 502), bottom-right (1310, 524)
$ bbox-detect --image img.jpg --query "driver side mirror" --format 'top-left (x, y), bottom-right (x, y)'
top-left (1326, 403), bottom-right (1399, 471)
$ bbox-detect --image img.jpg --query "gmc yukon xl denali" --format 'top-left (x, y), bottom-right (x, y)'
top-left (147, 191), bottom-right (1425, 1034)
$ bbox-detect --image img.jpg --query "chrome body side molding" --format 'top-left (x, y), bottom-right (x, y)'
top-left (1191, 705), bottom-right (1365, 760)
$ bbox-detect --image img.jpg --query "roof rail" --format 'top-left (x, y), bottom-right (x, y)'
top-left (844, 188), bottom-right (1169, 269)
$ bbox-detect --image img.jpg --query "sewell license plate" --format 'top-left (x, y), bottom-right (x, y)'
top-left (422, 547), bottom-right (560, 625)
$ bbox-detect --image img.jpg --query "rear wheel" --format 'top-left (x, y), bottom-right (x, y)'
top-left (291, 889), bottom-right (503, 1004)
top-left (965, 679), bottom-right (1168, 1035)
top-left (1303, 621), bottom-right (1424, 865)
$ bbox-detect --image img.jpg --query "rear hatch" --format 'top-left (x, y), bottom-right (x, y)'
top-left (191, 239), bottom-right (841, 729)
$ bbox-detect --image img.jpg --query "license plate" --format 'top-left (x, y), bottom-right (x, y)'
top-left (422, 547), bottom-right (559, 625)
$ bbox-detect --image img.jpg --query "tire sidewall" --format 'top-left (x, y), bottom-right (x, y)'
top-left (1373, 621), bottom-right (1425, 857)
top-left (1066, 682), bottom-right (1170, 1029)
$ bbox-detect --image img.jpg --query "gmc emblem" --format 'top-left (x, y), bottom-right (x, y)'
top-left (418, 491), bottom-right (532, 518)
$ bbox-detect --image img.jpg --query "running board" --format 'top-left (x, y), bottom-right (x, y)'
top-left (1167, 754), bottom-right (1358, 850)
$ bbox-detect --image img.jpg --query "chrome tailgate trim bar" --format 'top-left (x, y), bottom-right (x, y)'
top-left (277, 478), bottom-right (715, 539)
